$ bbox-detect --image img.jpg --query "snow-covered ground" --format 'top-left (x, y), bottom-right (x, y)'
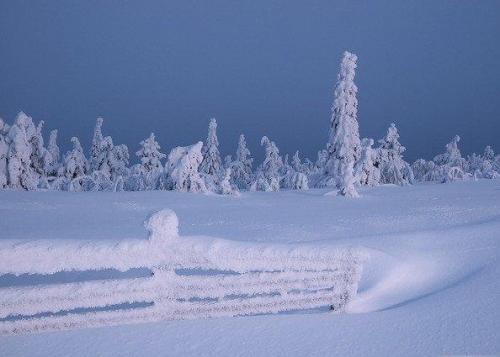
top-left (1, 180), bottom-right (500, 356)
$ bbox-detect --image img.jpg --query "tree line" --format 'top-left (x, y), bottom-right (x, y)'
top-left (0, 51), bottom-right (498, 195)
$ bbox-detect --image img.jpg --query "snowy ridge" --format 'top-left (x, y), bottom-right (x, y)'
top-left (0, 210), bottom-right (364, 335)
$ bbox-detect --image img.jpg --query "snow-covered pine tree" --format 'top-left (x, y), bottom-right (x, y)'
top-left (230, 134), bottom-right (253, 189)
top-left (431, 135), bottom-right (470, 182)
top-left (466, 145), bottom-right (499, 179)
top-left (95, 136), bottom-right (114, 179)
top-left (136, 133), bottom-right (165, 173)
top-left (480, 146), bottom-right (499, 178)
top-left (494, 154), bottom-right (500, 175)
top-left (321, 51), bottom-right (361, 196)
top-left (412, 159), bottom-right (441, 182)
top-left (354, 138), bottom-right (380, 187)
top-left (339, 156), bottom-right (359, 197)
top-left (165, 142), bottom-right (207, 192)
top-left (483, 146), bottom-right (495, 163)
top-left (26, 120), bottom-right (43, 179)
top-left (291, 151), bottom-right (305, 173)
top-left (200, 118), bottom-right (222, 179)
top-left (46, 129), bottom-right (61, 177)
top-left (224, 155), bottom-right (233, 169)
top-left (90, 117), bottom-right (104, 172)
top-left (287, 151), bottom-right (310, 189)
top-left (433, 135), bottom-right (466, 169)
top-left (251, 136), bottom-right (282, 192)
top-left (63, 137), bottom-right (88, 180)
top-left (220, 167), bottom-right (239, 195)
top-left (109, 144), bottom-right (129, 182)
top-left (315, 149), bottom-right (328, 172)
top-left (307, 149), bottom-right (328, 187)
top-left (135, 133), bottom-right (165, 190)
top-left (0, 118), bottom-right (10, 188)
top-left (377, 123), bottom-right (414, 185)
top-left (7, 112), bottom-right (38, 190)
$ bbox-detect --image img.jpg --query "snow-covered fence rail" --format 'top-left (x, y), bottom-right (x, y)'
top-left (0, 210), bottom-right (364, 335)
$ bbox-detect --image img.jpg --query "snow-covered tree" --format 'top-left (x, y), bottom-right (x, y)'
top-left (135, 133), bottom-right (165, 190)
top-left (354, 138), bottom-right (380, 187)
top-left (200, 118), bottom-right (222, 176)
top-left (220, 168), bottom-right (239, 195)
top-left (26, 120), bottom-right (43, 178)
top-left (433, 135), bottom-right (467, 170)
top-left (63, 137), bottom-right (88, 180)
top-left (0, 118), bottom-right (10, 188)
top-left (377, 123), bottom-right (414, 185)
top-left (136, 133), bottom-right (165, 173)
top-left (251, 136), bottom-right (282, 192)
top-left (291, 151), bottom-right (305, 174)
top-left (321, 51), bottom-right (361, 194)
top-left (46, 129), bottom-right (61, 176)
top-left (109, 144), bottom-right (129, 181)
top-left (94, 136), bottom-right (114, 178)
top-left (465, 145), bottom-right (499, 180)
top-left (7, 112), bottom-right (38, 190)
top-left (479, 146), bottom-right (499, 179)
top-left (339, 156), bottom-right (359, 197)
top-left (230, 134), bottom-right (253, 189)
top-left (483, 145), bottom-right (495, 162)
top-left (165, 142), bottom-right (207, 192)
top-left (494, 154), bottom-right (500, 174)
top-left (90, 117), bottom-right (104, 172)
top-left (423, 135), bottom-right (471, 182)
top-left (412, 159), bottom-right (442, 182)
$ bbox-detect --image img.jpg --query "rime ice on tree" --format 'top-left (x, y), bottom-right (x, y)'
top-left (377, 123), bottom-right (414, 186)
top-left (230, 134), bottom-right (253, 189)
top-left (251, 136), bottom-right (282, 192)
top-left (321, 51), bottom-right (361, 197)
top-left (165, 142), bottom-right (207, 193)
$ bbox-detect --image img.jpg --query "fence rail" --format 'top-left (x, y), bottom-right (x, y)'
top-left (0, 209), bottom-right (364, 335)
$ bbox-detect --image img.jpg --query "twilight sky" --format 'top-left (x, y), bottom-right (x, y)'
top-left (1, 1), bottom-right (499, 162)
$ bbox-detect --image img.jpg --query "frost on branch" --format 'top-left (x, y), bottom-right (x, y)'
top-left (144, 209), bottom-right (179, 242)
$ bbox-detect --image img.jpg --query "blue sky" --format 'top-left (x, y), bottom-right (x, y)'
top-left (1, 1), bottom-right (499, 162)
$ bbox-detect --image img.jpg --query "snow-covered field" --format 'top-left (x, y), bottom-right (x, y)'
top-left (1, 180), bottom-right (500, 356)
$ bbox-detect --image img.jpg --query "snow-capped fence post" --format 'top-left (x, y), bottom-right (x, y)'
top-left (0, 209), bottom-right (364, 335)
top-left (144, 209), bottom-right (179, 243)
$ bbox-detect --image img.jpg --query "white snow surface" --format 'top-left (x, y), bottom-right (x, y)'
top-left (1, 180), bottom-right (500, 355)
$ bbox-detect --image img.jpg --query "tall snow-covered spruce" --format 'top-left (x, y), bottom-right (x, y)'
top-left (321, 51), bottom-right (361, 197)
top-left (200, 119), bottom-right (222, 173)
top-left (7, 112), bottom-right (38, 190)
top-left (90, 117), bottom-right (104, 173)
